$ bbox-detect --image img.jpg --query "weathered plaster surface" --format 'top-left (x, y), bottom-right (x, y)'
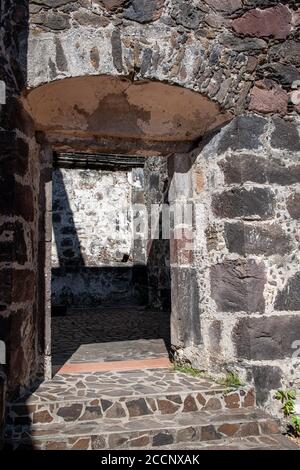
top-left (23, 76), bottom-right (229, 153)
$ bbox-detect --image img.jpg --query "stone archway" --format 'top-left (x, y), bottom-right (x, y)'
top-left (22, 74), bottom-right (231, 376)
top-left (23, 75), bottom-right (230, 155)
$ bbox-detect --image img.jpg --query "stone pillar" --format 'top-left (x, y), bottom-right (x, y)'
top-left (168, 153), bottom-right (202, 362)
top-left (191, 114), bottom-right (300, 407)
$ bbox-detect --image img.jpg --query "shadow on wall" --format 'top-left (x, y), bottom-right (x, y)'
top-left (50, 163), bottom-right (171, 367)
top-left (51, 157), bottom-right (173, 311)
top-left (51, 166), bottom-right (150, 309)
top-left (0, 0), bottom-right (31, 449)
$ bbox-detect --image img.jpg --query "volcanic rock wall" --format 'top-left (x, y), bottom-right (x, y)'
top-left (27, 1), bottom-right (300, 117)
top-left (51, 157), bottom-right (170, 309)
top-left (0, 0), bottom-right (49, 441)
top-left (170, 114), bottom-right (300, 412)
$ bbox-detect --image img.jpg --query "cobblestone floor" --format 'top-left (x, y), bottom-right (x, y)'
top-left (52, 308), bottom-right (170, 366)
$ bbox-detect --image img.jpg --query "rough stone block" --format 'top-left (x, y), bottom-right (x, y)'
top-left (216, 116), bottom-right (267, 155)
top-left (212, 188), bottom-right (275, 220)
top-left (31, 10), bottom-right (70, 30)
top-left (259, 63), bottom-right (300, 87)
top-left (271, 118), bottom-right (300, 152)
top-left (232, 5), bottom-right (292, 40)
top-left (124, 0), bottom-right (164, 23)
top-left (98, 1), bottom-right (127, 11)
top-left (269, 40), bottom-right (300, 67)
top-left (171, 0), bottom-right (205, 29)
top-left (233, 315), bottom-right (300, 360)
top-left (249, 82), bottom-right (288, 115)
top-left (275, 272), bottom-right (300, 311)
top-left (204, 0), bottom-right (242, 14)
top-left (224, 222), bottom-right (290, 256)
top-left (221, 33), bottom-right (267, 52)
top-left (219, 154), bottom-right (300, 186)
top-left (251, 366), bottom-right (282, 405)
top-left (210, 259), bottom-right (266, 313)
top-left (171, 267), bottom-right (201, 347)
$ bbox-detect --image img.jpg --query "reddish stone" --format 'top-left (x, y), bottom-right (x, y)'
top-left (249, 81), bottom-right (289, 115)
top-left (196, 393), bottom-right (206, 407)
top-left (157, 399), bottom-right (180, 415)
top-left (90, 399), bottom-right (99, 406)
top-left (129, 435), bottom-right (150, 447)
top-left (71, 438), bottom-right (90, 450)
top-left (243, 389), bottom-right (255, 407)
top-left (170, 229), bottom-right (194, 266)
top-left (218, 423), bottom-right (239, 436)
top-left (260, 419), bottom-right (280, 435)
top-left (224, 392), bottom-right (240, 409)
top-left (33, 410), bottom-right (53, 424)
top-left (45, 441), bottom-right (67, 450)
top-left (183, 395), bottom-right (198, 412)
top-left (194, 168), bottom-right (205, 194)
top-left (232, 5), bottom-right (292, 40)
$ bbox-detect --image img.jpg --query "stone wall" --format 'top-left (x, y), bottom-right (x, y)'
top-left (170, 114), bottom-right (300, 412)
top-left (51, 158), bottom-right (170, 308)
top-left (27, 1), bottom-right (300, 118)
top-left (52, 167), bottom-right (134, 268)
top-left (0, 0), bottom-right (50, 437)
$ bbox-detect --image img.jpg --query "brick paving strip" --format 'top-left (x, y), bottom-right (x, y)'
top-left (58, 357), bottom-right (171, 374)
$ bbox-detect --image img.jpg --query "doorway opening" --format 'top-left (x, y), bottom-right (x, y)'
top-left (50, 152), bottom-right (171, 374)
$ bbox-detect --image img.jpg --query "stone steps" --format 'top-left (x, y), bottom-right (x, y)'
top-left (5, 368), bottom-right (255, 428)
top-left (132, 434), bottom-right (299, 451)
top-left (5, 407), bottom-right (280, 450)
top-left (4, 367), bottom-right (298, 450)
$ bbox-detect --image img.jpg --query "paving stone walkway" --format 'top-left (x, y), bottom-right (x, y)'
top-left (5, 368), bottom-right (299, 450)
